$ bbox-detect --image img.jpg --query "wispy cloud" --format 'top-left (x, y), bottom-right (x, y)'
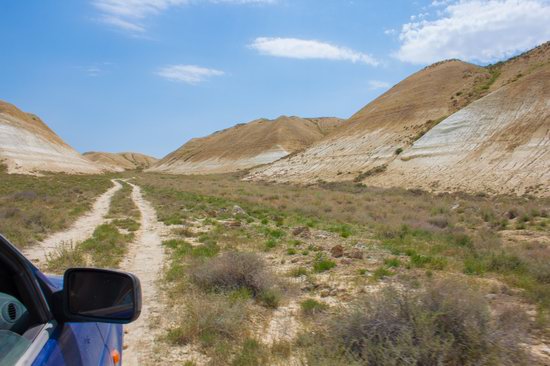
top-left (156, 64), bottom-right (225, 84)
top-left (92, 0), bottom-right (276, 33)
top-left (368, 80), bottom-right (391, 90)
top-left (396, 0), bottom-right (550, 64)
top-left (249, 37), bottom-right (379, 66)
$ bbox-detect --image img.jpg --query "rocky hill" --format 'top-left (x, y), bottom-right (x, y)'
top-left (84, 152), bottom-right (158, 172)
top-left (149, 116), bottom-right (344, 174)
top-left (0, 100), bottom-right (102, 174)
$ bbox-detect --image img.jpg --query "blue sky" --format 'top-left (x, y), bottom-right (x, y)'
top-left (1, 0), bottom-right (549, 158)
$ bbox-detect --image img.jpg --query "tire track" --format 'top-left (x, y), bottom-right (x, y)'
top-left (121, 182), bottom-right (166, 365)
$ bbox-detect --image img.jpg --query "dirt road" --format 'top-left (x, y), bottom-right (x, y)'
top-left (119, 182), bottom-right (166, 365)
top-left (23, 179), bottom-right (123, 265)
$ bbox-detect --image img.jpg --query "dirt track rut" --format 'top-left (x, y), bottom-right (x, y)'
top-left (120, 182), bottom-right (166, 365)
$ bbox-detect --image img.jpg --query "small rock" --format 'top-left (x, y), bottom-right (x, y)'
top-left (347, 249), bottom-right (364, 259)
top-left (320, 290), bottom-right (330, 298)
top-left (330, 245), bottom-right (344, 258)
top-left (540, 346), bottom-right (550, 356)
top-left (354, 243), bottom-right (367, 249)
top-left (233, 205), bottom-right (246, 215)
top-left (451, 203), bottom-right (460, 211)
top-left (316, 233), bottom-right (329, 239)
top-left (291, 257), bottom-right (300, 263)
top-left (292, 226), bottom-right (311, 238)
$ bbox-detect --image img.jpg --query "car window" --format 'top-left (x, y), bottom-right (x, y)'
top-left (0, 330), bottom-right (31, 366)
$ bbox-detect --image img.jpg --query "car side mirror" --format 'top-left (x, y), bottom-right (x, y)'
top-left (62, 268), bottom-right (141, 324)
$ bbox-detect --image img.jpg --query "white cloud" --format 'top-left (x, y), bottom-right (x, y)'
top-left (396, 0), bottom-right (550, 64)
top-left (92, 0), bottom-right (276, 32)
top-left (249, 37), bottom-right (379, 66)
top-left (368, 80), bottom-right (391, 90)
top-left (156, 64), bottom-right (225, 84)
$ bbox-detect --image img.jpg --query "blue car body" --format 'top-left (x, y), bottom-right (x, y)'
top-left (29, 271), bottom-right (124, 366)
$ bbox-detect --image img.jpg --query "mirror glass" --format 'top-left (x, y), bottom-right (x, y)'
top-left (67, 270), bottom-right (136, 321)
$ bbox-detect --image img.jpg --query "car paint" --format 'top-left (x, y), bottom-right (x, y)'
top-left (27, 264), bottom-right (123, 366)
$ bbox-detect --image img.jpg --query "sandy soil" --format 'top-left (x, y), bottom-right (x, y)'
top-left (22, 179), bottom-right (123, 266)
top-left (120, 182), bottom-right (167, 365)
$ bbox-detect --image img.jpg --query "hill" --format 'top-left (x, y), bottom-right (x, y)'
top-left (0, 100), bottom-right (102, 174)
top-left (149, 116), bottom-right (344, 174)
top-left (84, 152), bottom-right (158, 172)
top-left (247, 60), bottom-right (490, 183)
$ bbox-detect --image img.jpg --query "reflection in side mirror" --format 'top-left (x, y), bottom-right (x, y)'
top-left (63, 268), bottom-right (141, 324)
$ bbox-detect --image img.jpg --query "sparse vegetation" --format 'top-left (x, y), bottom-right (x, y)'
top-left (301, 280), bottom-right (528, 365)
top-left (129, 172), bottom-right (549, 364)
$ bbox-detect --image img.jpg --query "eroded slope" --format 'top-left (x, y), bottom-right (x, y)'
top-left (365, 64), bottom-right (550, 196)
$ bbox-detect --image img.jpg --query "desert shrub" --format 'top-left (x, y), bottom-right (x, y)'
top-left (301, 299), bottom-right (328, 316)
top-left (463, 256), bottom-right (487, 275)
top-left (302, 279), bottom-right (527, 366)
top-left (189, 252), bottom-right (281, 307)
top-left (313, 254), bottom-right (336, 272)
top-left (289, 267), bottom-right (308, 277)
top-left (232, 339), bottom-right (269, 366)
top-left (257, 289), bottom-right (281, 309)
top-left (372, 266), bottom-right (393, 281)
top-left (384, 258), bottom-right (401, 268)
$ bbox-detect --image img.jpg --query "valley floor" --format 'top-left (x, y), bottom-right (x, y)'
top-left (4, 170), bottom-right (550, 365)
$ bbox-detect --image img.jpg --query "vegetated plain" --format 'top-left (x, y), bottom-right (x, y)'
top-left (132, 171), bottom-right (550, 365)
top-left (2, 164), bottom-right (549, 364)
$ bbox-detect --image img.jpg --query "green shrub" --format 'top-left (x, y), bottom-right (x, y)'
top-left (258, 289), bottom-right (281, 309)
top-left (463, 256), bottom-right (487, 275)
top-left (289, 267), bottom-right (308, 277)
top-left (384, 257), bottom-right (401, 268)
top-left (232, 339), bottom-right (268, 366)
top-left (313, 255), bottom-right (336, 272)
top-left (373, 266), bottom-right (393, 281)
top-left (301, 299), bottom-right (328, 316)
